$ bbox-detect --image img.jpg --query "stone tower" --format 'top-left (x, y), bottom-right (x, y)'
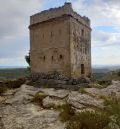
top-left (29, 2), bottom-right (91, 78)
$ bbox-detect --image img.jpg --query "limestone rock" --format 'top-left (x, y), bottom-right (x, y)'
top-left (85, 81), bottom-right (120, 99)
top-left (5, 84), bottom-right (40, 104)
top-left (0, 104), bottom-right (64, 129)
top-left (67, 91), bottom-right (104, 109)
top-left (0, 96), bottom-right (5, 103)
top-left (0, 82), bottom-right (120, 129)
top-left (43, 96), bottom-right (66, 108)
top-left (39, 88), bottom-right (69, 99)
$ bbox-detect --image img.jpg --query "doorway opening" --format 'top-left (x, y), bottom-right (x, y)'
top-left (81, 64), bottom-right (85, 74)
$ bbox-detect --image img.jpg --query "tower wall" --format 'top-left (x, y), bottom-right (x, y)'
top-left (30, 16), bottom-right (71, 76)
top-left (70, 17), bottom-right (91, 78)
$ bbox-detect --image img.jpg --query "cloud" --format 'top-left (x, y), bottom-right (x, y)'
top-left (73, 0), bottom-right (120, 26)
top-left (0, 0), bottom-right (43, 38)
top-left (0, 0), bottom-right (120, 66)
top-left (0, 0), bottom-right (43, 66)
top-left (92, 29), bottom-right (120, 47)
top-left (72, 0), bottom-right (120, 65)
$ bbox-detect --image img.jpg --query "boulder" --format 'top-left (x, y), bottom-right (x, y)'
top-left (5, 84), bottom-right (40, 104)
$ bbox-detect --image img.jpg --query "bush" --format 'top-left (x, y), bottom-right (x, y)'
top-left (2, 78), bottom-right (26, 89)
top-left (66, 111), bottom-right (110, 129)
top-left (59, 103), bottom-right (75, 122)
top-left (58, 103), bottom-right (111, 129)
top-left (88, 81), bottom-right (112, 89)
top-left (103, 94), bottom-right (120, 127)
top-left (0, 86), bottom-right (7, 95)
top-left (97, 80), bottom-right (112, 86)
top-left (32, 92), bottom-right (46, 106)
top-left (117, 71), bottom-right (120, 77)
top-left (88, 83), bottom-right (103, 88)
top-left (79, 87), bottom-right (87, 94)
top-left (25, 55), bottom-right (30, 66)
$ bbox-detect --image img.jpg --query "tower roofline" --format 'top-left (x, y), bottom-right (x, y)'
top-left (30, 2), bottom-right (90, 28)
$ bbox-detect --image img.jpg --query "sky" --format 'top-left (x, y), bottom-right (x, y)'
top-left (0, 0), bottom-right (120, 66)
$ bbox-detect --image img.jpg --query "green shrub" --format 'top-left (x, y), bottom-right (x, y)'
top-left (97, 80), bottom-right (112, 87)
top-left (88, 81), bottom-right (112, 89)
top-left (32, 92), bottom-right (46, 106)
top-left (66, 111), bottom-right (110, 129)
top-left (103, 95), bottom-right (120, 127)
top-left (43, 84), bottom-right (49, 88)
top-left (117, 71), bottom-right (120, 77)
top-left (0, 78), bottom-right (26, 89)
top-left (88, 83), bottom-right (103, 88)
top-left (59, 103), bottom-right (75, 122)
top-left (79, 88), bottom-right (87, 94)
top-left (0, 86), bottom-right (7, 95)
top-left (25, 55), bottom-right (30, 66)
top-left (58, 103), bottom-right (111, 129)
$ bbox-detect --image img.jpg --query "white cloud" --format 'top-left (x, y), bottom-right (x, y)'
top-left (72, 0), bottom-right (120, 26)
top-left (92, 30), bottom-right (120, 47)
top-left (0, 0), bottom-right (43, 38)
top-left (0, 57), bottom-right (28, 66)
top-left (0, 0), bottom-right (120, 66)
top-left (0, 0), bottom-right (43, 66)
top-left (72, 0), bottom-right (120, 65)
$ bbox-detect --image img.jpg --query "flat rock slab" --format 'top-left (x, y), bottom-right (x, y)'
top-left (5, 84), bottom-right (40, 104)
top-left (67, 91), bottom-right (104, 109)
top-left (0, 103), bottom-right (64, 129)
top-left (39, 88), bottom-right (69, 99)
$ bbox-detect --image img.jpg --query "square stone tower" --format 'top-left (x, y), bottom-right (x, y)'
top-left (29, 2), bottom-right (91, 78)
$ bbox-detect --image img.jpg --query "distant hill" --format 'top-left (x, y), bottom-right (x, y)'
top-left (92, 65), bottom-right (120, 74)
top-left (92, 68), bottom-right (110, 73)
top-left (0, 66), bottom-right (27, 69)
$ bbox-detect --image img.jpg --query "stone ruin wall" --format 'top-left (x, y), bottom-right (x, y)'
top-left (70, 17), bottom-right (91, 78)
top-left (30, 15), bottom-right (71, 76)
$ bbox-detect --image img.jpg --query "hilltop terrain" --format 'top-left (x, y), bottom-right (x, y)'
top-left (0, 68), bottom-right (120, 129)
top-left (0, 80), bottom-right (120, 129)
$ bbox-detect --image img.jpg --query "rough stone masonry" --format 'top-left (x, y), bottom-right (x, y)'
top-left (29, 2), bottom-right (91, 79)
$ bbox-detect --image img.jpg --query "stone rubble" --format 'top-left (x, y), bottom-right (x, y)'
top-left (27, 73), bottom-right (90, 90)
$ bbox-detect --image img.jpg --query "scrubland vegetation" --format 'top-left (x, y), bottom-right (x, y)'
top-left (0, 86), bottom-right (7, 95)
top-left (0, 68), bottom-right (29, 81)
top-left (32, 92), bottom-right (47, 107)
top-left (58, 93), bottom-right (120, 129)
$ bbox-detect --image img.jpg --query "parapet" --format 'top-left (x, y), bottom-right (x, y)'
top-left (30, 2), bottom-right (90, 27)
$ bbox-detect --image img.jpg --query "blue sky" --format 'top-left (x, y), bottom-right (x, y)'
top-left (0, 0), bottom-right (120, 66)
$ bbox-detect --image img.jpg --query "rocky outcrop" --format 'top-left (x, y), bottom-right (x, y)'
top-left (0, 81), bottom-right (120, 129)
top-left (67, 91), bottom-right (104, 109)
top-left (0, 85), bottom-right (65, 129)
top-left (85, 80), bottom-right (120, 99)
